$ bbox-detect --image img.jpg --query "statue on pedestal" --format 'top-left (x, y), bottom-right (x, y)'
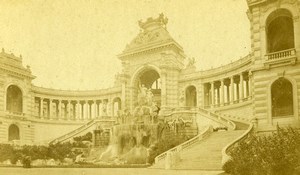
top-left (138, 84), bottom-right (148, 106)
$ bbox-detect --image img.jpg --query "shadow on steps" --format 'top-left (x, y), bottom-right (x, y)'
top-left (232, 121), bottom-right (249, 130)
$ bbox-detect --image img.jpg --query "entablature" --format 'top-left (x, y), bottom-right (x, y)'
top-left (31, 85), bottom-right (122, 99)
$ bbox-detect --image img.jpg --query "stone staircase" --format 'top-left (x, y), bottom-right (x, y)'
top-left (49, 118), bottom-right (115, 145)
top-left (173, 130), bottom-right (245, 170)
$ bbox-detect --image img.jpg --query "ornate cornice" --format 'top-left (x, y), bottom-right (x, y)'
top-left (119, 14), bottom-right (184, 59)
top-left (31, 85), bottom-right (122, 98)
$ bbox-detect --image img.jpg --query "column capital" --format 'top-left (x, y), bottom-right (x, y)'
top-left (248, 71), bottom-right (253, 77)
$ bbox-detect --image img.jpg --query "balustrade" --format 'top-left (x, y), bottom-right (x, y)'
top-left (265, 48), bottom-right (296, 60)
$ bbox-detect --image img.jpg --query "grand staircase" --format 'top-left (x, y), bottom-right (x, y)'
top-left (49, 118), bottom-right (116, 145)
top-left (173, 130), bottom-right (245, 170)
top-left (151, 107), bottom-right (250, 170)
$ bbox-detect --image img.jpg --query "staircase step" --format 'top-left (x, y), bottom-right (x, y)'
top-left (163, 130), bottom-right (246, 170)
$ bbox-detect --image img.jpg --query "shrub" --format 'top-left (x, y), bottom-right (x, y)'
top-left (224, 127), bottom-right (300, 175)
top-left (48, 142), bottom-right (74, 161)
top-left (73, 132), bottom-right (92, 142)
top-left (147, 133), bottom-right (186, 164)
top-left (22, 156), bottom-right (31, 168)
top-left (0, 144), bottom-right (14, 162)
top-left (0, 142), bottom-right (75, 164)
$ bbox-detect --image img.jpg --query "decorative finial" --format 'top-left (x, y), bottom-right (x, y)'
top-left (138, 13), bottom-right (168, 30)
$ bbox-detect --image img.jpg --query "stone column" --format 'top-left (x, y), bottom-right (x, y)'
top-left (99, 102), bottom-right (103, 117)
top-left (160, 70), bottom-right (167, 111)
top-left (49, 99), bottom-right (52, 119)
top-left (62, 101), bottom-right (66, 120)
top-left (40, 98), bottom-right (44, 119)
top-left (81, 102), bottom-right (84, 120)
top-left (86, 102), bottom-right (89, 119)
top-left (89, 102), bottom-right (92, 119)
top-left (86, 101), bottom-right (89, 119)
top-left (230, 77), bottom-right (234, 104)
top-left (121, 82), bottom-right (126, 110)
top-left (248, 71), bottom-right (253, 98)
top-left (82, 101), bottom-right (87, 120)
top-left (239, 73), bottom-right (244, 102)
top-left (220, 80), bottom-right (224, 106)
top-left (76, 101), bottom-right (80, 120)
top-left (73, 103), bottom-right (76, 120)
top-left (67, 100), bottom-right (71, 120)
top-left (293, 16), bottom-right (300, 51)
top-left (58, 100), bottom-right (62, 119)
top-left (93, 101), bottom-right (97, 119)
top-left (211, 82), bottom-right (215, 107)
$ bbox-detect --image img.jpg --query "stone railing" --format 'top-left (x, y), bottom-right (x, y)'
top-left (246, 0), bottom-right (266, 6)
top-left (166, 107), bottom-right (236, 130)
top-left (154, 125), bottom-right (213, 168)
top-left (221, 123), bottom-right (254, 165)
top-left (216, 112), bottom-right (251, 125)
top-left (49, 118), bottom-right (116, 145)
top-left (265, 48), bottom-right (296, 61)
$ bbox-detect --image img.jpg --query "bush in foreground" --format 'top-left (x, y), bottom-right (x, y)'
top-left (0, 142), bottom-right (76, 164)
top-left (223, 127), bottom-right (300, 175)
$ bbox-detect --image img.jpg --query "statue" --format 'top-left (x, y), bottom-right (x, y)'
top-left (138, 84), bottom-right (148, 106)
top-left (187, 57), bottom-right (196, 67)
top-left (146, 88), bottom-right (154, 106)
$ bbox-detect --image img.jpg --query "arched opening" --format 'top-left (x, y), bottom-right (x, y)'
top-left (271, 77), bottom-right (293, 117)
top-left (113, 97), bottom-right (122, 117)
top-left (6, 85), bottom-right (23, 113)
top-left (134, 69), bottom-right (161, 107)
top-left (8, 124), bottom-right (20, 141)
top-left (266, 9), bottom-right (294, 53)
top-left (185, 85), bottom-right (197, 107)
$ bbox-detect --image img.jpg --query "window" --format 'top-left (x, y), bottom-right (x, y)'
top-left (271, 78), bottom-right (293, 117)
top-left (266, 9), bottom-right (294, 53)
top-left (6, 85), bottom-right (23, 113)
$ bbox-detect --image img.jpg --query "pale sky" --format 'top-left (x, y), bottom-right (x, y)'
top-left (0, 0), bottom-right (250, 90)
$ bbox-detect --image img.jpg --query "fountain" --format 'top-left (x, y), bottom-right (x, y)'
top-left (90, 85), bottom-right (160, 165)
top-left (84, 85), bottom-right (197, 166)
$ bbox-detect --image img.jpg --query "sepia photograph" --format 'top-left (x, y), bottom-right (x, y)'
top-left (0, 0), bottom-right (299, 174)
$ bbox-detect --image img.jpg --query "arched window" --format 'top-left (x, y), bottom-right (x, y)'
top-left (266, 9), bottom-right (294, 53)
top-left (6, 85), bottom-right (23, 113)
top-left (271, 78), bottom-right (293, 117)
top-left (186, 86), bottom-right (197, 107)
top-left (8, 124), bottom-right (20, 141)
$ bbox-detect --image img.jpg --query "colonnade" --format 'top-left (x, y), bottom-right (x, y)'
top-left (34, 98), bottom-right (121, 120)
top-left (204, 71), bottom-right (252, 108)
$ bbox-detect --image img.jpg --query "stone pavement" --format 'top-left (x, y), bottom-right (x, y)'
top-left (0, 167), bottom-right (225, 175)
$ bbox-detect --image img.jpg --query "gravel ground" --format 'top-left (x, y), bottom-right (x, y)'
top-left (0, 167), bottom-right (225, 175)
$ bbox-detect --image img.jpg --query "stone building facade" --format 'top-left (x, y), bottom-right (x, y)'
top-left (0, 0), bottom-right (300, 145)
